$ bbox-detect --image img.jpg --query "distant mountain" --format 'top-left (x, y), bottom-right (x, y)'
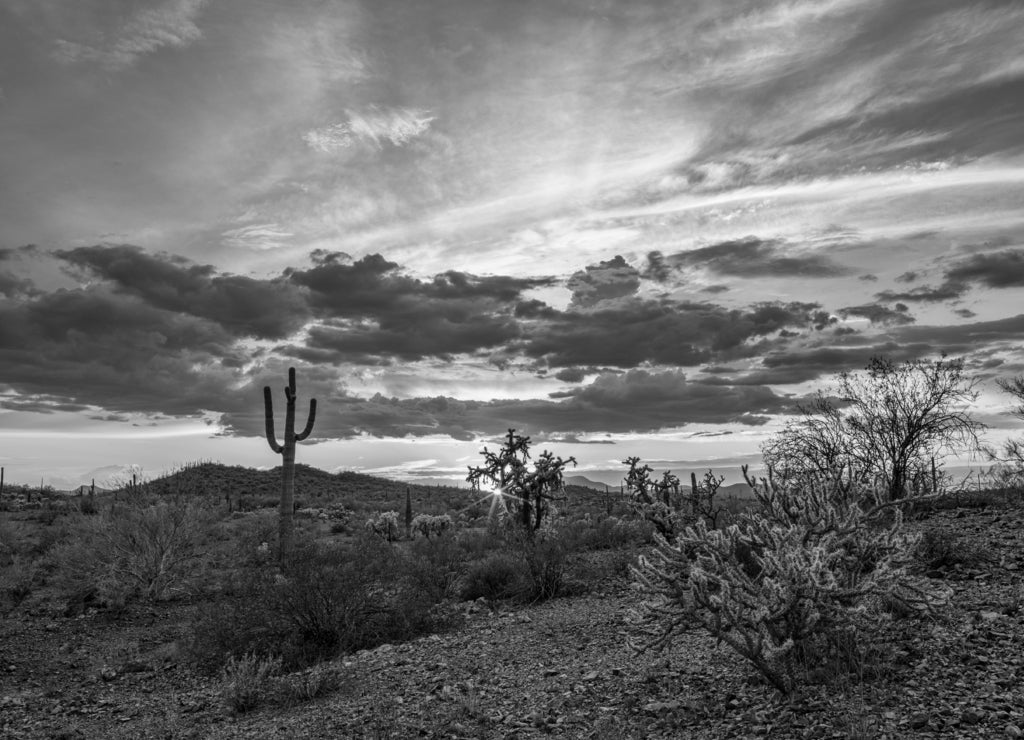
top-left (564, 475), bottom-right (612, 491)
top-left (48, 464), bottom-right (145, 491)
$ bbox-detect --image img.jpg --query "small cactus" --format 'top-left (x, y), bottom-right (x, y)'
top-left (264, 368), bottom-right (317, 561)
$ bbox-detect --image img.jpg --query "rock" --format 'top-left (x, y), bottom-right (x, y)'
top-left (910, 712), bottom-right (931, 729)
top-left (582, 671), bottom-right (600, 682)
top-left (1006, 724), bottom-right (1023, 738)
top-left (962, 709), bottom-right (984, 725)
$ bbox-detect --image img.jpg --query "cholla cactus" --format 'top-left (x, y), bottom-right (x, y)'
top-left (624, 457), bottom-right (683, 540)
top-left (466, 429), bottom-right (576, 535)
top-left (365, 511), bottom-right (400, 542)
top-left (411, 513), bottom-right (454, 539)
top-left (631, 469), bottom-right (947, 694)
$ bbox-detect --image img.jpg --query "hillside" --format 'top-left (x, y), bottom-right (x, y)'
top-left (140, 462), bottom-right (472, 517)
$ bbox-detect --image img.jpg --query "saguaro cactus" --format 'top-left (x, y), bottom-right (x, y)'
top-left (264, 367), bottom-right (317, 560)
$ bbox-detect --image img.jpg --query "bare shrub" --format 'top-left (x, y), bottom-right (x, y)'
top-left (50, 497), bottom-right (214, 609)
top-left (189, 537), bottom-right (455, 673)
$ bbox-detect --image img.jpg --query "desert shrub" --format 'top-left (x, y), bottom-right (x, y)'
top-left (406, 533), bottom-right (465, 600)
top-left (275, 662), bottom-right (348, 705)
top-left (510, 530), bottom-right (568, 602)
top-left (220, 652), bottom-right (282, 715)
top-left (50, 497), bottom-right (214, 609)
top-left (459, 531), bottom-right (568, 603)
top-left (632, 470), bottom-right (948, 694)
top-left (561, 515), bottom-right (651, 551)
top-left (460, 552), bottom-right (520, 601)
top-left (455, 528), bottom-right (500, 560)
top-left (0, 556), bottom-right (38, 610)
top-left (915, 527), bottom-right (989, 569)
top-left (189, 537), bottom-right (454, 673)
top-left (76, 496), bottom-right (99, 515)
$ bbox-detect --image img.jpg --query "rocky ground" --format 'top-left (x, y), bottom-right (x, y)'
top-left (2, 502), bottom-right (1023, 739)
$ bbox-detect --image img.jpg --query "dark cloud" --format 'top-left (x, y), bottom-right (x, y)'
top-left (0, 271), bottom-right (35, 298)
top-left (954, 308), bottom-right (977, 319)
top-left (874, 248), bottom-right (1024, 307)
top-left (876, 281), bottom-right (967, 303)
top-left (0, 286), bottom-right (246, 417)
top-left (838, 303), bottom-right (914, 326)
top-left (0, 245), bottom-right (40, 298)
top-left (893, 314), bottom-right (1024, 351)
top-left (57, 244), bottom-right (310, 339)
top-left (566, 255), bottom-right (641, 307)
top-left (896, 271), bottom-right (918, 283)
top-left (945, 249), bottom-right (1024, 289)
top-left (517, 298), bottom-right (832, 369)
top-left (712, 342), bottom-right (938, 386)
top-left (553, 367), bottom-right (590, 383)
top-left (858, 274), bottom-right (878, 282)
top-left (288, 252), bottom-right (552, 361)
top-left (642, 251), bottom-right (671, 283)
top-left (664, 237), bottom-right (851, 278)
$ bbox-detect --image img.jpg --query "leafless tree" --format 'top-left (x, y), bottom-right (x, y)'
top-left (987, 375), bottom-right (1024, 488)
top-left (763, 357), bottom-right (983, 501)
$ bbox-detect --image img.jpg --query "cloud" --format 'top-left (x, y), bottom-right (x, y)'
top-left (945, 248), bottom-right (1024, 288)
top-left (518, 298), bottom-right (834, 369)
top-left (0, 286), bottom-right (246, 417)
top-left (657, 237), bottom-right (852, 278)
top-left (56, 244), bottom-right (310, 340)
top-left (221, 223), bottom-right (294, 251)
top-left (876, 282), bottom-right (967, 303)
top-left (53, 0), bottom-right (209, 70)
top-left (287, 252), bottom-right (552, 361)
top-left (566, 255), bottom-right (641, 307)
top-left (874, 248), bottom-right (1024, 305)
top-left (304, 107), bottom-right (435, 152)
top-left (837, 303), bottom-right (915, 326)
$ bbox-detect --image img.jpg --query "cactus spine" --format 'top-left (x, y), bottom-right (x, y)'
top-left (264, 367), bottom-right (317, 560)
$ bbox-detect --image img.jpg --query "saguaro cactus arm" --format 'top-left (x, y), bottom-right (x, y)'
top-left (296, 398), bottom-right (317, 441)
top-left (263, 386), bottom-right (284, 454)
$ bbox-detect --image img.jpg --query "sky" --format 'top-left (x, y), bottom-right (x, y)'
top-left (2, 0), bottom-right (1024, 488)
